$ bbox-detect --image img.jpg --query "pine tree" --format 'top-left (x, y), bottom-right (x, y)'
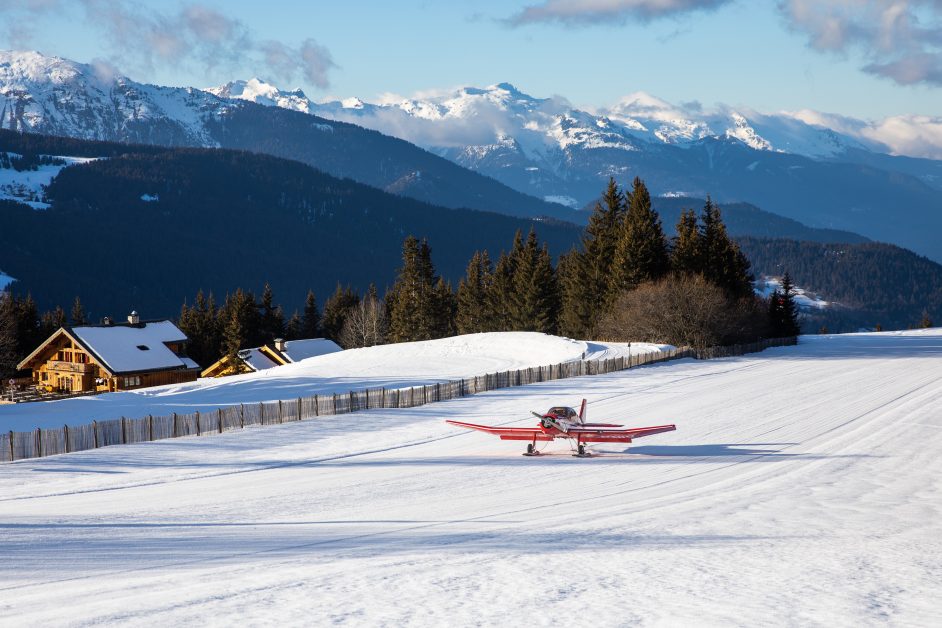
top-left (0, 292), bottom-right (18, 378)
top-left (222, 307), bottom-right (247, 374)
top-left (699, 197), bottom-right (753, 299)
top-left (41, 306), bottom-right (66, 337)
top-left (387, 236), bottom-right (442, 342)
top-left (671, 209), bottom-right (701, 275)
top-left (259, 283), bottom-right (285, 343)
top-left (611, 177), bottom-right (670, 297)
top-left (779, 273), bottom-right (801, 336)
top-left (321, 284), bottom-right (360, 343)
top-left (488, 239), bottom-right (519, 327)
top-left (920, 309), bottom-right (933, 328)
top-left (70, 296), bottom-right (86, 326)
top-left (432, 277), bottom-right (457, 338)
top-left (769, 273), bottom-right (801, 337)
top-left (15, 293), bottom-right (40, 356)
top-left (510, 229), bottom-right (559, 333)
top-left (218, 289), bottom-right (259, 354)
top-left (300, 290), bottom-right (321, 338)
top-left (456, 251), bottom-right (495, 334)
top-left (285, 311), bottom-right (302, 340)
top-left (559, 178), bottom-right (626, 338)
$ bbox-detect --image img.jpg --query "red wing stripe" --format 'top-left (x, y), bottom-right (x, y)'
top-left (445, 420), bottom-right (544, 438)
top-left (570, 424), bottom-right (676, 438)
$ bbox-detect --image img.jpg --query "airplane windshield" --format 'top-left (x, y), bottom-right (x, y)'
top-left (548, 407), bottom-right (577, 419)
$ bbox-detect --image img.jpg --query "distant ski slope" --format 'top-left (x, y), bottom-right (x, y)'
top-left (0, 329), bottom-right (940, 626)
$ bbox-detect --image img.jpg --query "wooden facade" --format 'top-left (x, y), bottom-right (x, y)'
top-left (18, 324), bottom-right (199, 394)
top-left (201, 343), bottom-right (291, 378)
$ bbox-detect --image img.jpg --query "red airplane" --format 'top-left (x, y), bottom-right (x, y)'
top-left (446, 399), bottom-right (676, 457)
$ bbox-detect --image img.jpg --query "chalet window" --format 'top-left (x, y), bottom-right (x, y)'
top-left (137, 345), bottom-right (150, 351)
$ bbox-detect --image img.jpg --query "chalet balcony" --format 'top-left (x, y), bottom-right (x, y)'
top-left (47, 361), bottom-right (96, 374)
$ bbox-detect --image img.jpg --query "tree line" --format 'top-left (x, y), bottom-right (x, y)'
top-left (1, 176), bottom-right (806, 379)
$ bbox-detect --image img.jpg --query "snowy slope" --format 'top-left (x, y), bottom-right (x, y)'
top-left (0, 152), bottom-right (98, 208)
top-left (0, 329), bottom-right (939, 626)
top-left (0, 332), bottom-right (665, 430)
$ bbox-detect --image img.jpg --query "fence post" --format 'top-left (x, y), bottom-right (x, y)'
top-left (333, 393), bottom-right (338, 414)
top-left (93, 420), bottom-right (99, 448)
top-left (218, 409), bottom-right (223, 434)
top-left (349, 391), bottom-right (355, 412)
top-left (278, 400), bottom-right (284, 424)
top-left (148, 415), bottom-right (154, 441)
top-left (172, 413), bottom-right (178, 437)
top-left (8, 431), bottom-right (13, 461)
top-left (36, 427), bottom-right (41, 458)
top-left (121, 417), bottom-right (127, 444)
top-left (195, 411), bottom-right (201, 436)
top-left (64, 424), bottom-right (70, 453)
top-left (240, 404), bottom-right (245, 428)
top-left (297, 397), bottom-right (302, 421)
top-left (313, 395), bottom-right (318, 417)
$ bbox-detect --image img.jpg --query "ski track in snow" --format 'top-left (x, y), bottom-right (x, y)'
top-left (1, 330), bottom-right (941, 626)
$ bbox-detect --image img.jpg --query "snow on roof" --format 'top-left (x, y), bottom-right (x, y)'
top-left (240, 348), bottom-right (280, 372)
top-left (71, 320), bottom-right (193, 374)
top-left (282, 338), bottom-right (342, 362)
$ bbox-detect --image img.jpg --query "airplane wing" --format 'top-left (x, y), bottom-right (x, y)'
top-left (569, 423), bottom-right (676, 443)
top-left (446, 420), bottom-right (554, 441)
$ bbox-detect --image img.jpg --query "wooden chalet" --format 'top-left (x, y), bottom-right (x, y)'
top-left (17, 312), bottom-right (200, 393)
top-left (201, 338), bottom-right (341, 378)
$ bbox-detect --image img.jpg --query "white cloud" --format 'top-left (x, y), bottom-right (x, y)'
top-left (0, 1), bottom-right (336, 90)
top-left (779, 0), bottom-right (942, 86)
top-left (509, 0), bottom-right (733, 24)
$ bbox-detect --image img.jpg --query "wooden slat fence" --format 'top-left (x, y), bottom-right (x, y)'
top-left (1, 337), bottom-right (797, 463)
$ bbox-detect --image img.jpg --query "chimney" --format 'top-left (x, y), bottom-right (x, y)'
top-left (274, 338), bottom-right (286, 352)
top-left (128, 311), bottom-right (140, 325)
top-left (102, 316), bottom-right (112, 326)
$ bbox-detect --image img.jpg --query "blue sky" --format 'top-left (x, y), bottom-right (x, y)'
top-left (2, 0), bottom-right (939, 119)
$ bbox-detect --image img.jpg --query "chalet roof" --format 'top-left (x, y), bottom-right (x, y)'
top-left (71, 321), bottom-right (192, 375)
top-left (282, 338), bottom-right (342, 362)
top-left (237, 339), bottom-right (342, 373)
top-left (239, 348), bottom-right (280, 372)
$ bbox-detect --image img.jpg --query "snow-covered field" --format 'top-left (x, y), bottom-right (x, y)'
top-left (0, 333), bottom-right (662, 431)
top-left (0, 153), bottom-right (98, 209)
top-left (1, 330), bottom-right (940, 626)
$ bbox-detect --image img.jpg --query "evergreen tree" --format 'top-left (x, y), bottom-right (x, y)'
top-left (321, 284), bottom-right (360, 342)
top-left (70, 296), bottom-right (86, 326)
top-left (300, 290), bottom-right (321, 338)
top-left (768, 273), bottom-right (801, 337)
top-left (218, 289), bottom-right (259, 353)
top-left (222, 306), bottom-right (247, 374)
top-left (432, 277), bottom-right (457, 338)
top-left (488, 237), bottom-right (520, 326)
top-left (699, 197), bottom-right (754, 299)
top-left (40, 306), bottom-right (66, 337)
top-left (456, 251), bottom-right (494, 334)
top-left (510, 229), bottom-right (559, 333)
top-left (920, 309), bottom-right (933, 328)
top-left (386, 236), bottom-right (442, 342)
top-left (671, 209), bottom-right (701, 275)
top-left (0, 292), bottom-right (18, 378)
top-left (559, 178), bottom-right (626, 338)
top-left (15, 293), bottom-right (40, 356)
top-left (259, 283), bottom-right (285, 343)
top-left (285, 311), bottom-right (303, 340)
top-left (611, 177), bottom-right (670, 296)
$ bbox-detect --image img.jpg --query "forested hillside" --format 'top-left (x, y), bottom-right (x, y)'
top-left (0, 147), bottom-right (582, 318)
top-left (738, 238), bottom-right (942, 331)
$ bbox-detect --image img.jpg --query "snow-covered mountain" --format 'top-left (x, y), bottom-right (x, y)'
top-left (0, 50), bottom-right (568, 220)
top-left (205, 78), bottom-right (312, 114)
top-left (0, 50), bottom-right (226, 145)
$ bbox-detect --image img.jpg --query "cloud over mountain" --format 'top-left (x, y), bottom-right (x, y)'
top-left (0, 0), bottom-right (336, 90)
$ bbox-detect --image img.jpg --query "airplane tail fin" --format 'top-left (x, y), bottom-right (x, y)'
top-left (579, 398), bottom-right (587, 423)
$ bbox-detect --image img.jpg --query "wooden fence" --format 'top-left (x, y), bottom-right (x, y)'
top-left (1, 337), bottom-right (796, 463)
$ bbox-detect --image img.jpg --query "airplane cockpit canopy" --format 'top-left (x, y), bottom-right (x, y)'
top-left (547, 406), bottom-right (578, 419)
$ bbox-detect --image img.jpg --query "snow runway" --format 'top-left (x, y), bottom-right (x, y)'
top-left (1, 331), bottom-right (940, 626)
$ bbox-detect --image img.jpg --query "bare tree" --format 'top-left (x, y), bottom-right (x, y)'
top-left (340, 294), bottom-right (387, 349)
top-left (598, 274), bottom-right (764, 349)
